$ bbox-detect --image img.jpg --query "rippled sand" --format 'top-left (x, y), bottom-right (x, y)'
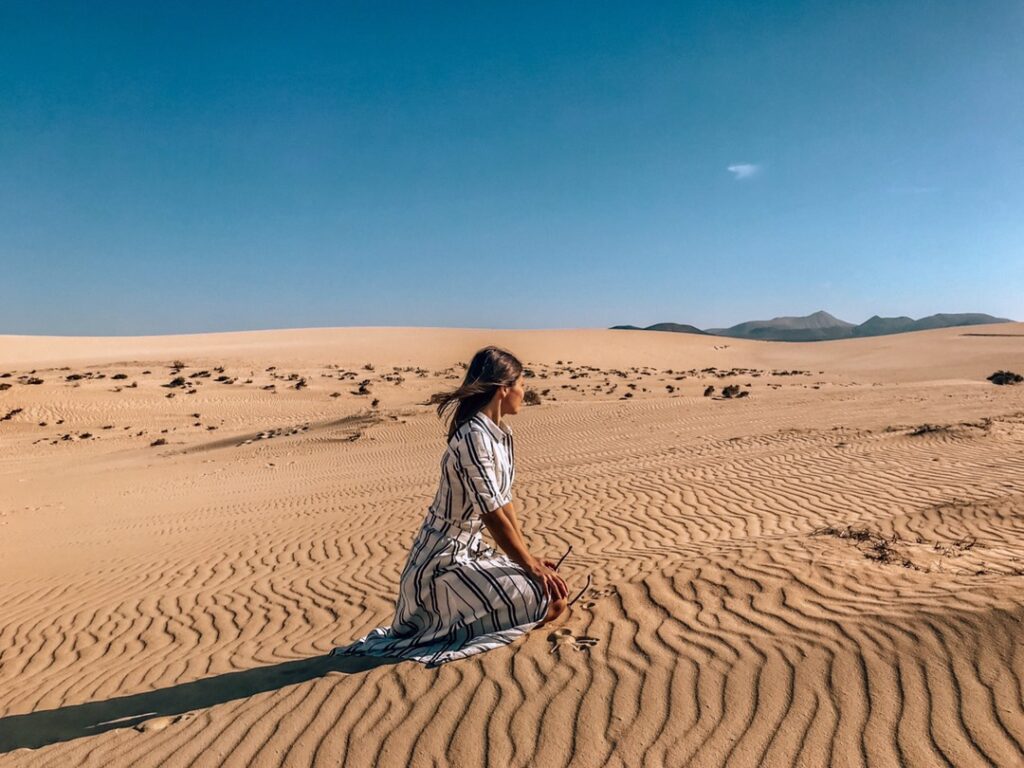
top-left (2, 325), bottom-right (1023, 767)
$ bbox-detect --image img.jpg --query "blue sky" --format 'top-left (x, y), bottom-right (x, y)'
top-left (2, 1), bottom-right (1021, 335)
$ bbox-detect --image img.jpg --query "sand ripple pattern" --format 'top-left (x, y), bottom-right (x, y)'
top-left (2, 382), bottom-right (1024, 766)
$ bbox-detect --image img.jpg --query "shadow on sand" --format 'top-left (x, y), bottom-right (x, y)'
top-left (0, 653), bottom-right (400, 754)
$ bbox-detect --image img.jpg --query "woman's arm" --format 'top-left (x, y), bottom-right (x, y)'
top-left (482, 502), bottom-right (569, 600)
top-left (481, 503), bottom-right (533, 568)
top-left (504, 500), bottom-right (527, 544)
top-left (502, 502), bottom-right (560, 573)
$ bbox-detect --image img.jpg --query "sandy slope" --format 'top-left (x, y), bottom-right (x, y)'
top-left (1, 324), bottom-right (1023, 767)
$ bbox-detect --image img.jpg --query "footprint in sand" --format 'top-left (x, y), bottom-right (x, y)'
top-left (548, 628), bottom-right (600, 654)
top-left (578, 584), bottom-right (617, 610)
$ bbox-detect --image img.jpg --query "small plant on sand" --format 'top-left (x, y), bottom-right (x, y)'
top-left (988, 370), bottom-right (1022, 385)
top-left (524, 389), bottom-right (541, 406)
top-left (812, 525), bottom-right (920, 570)
top-left (933, 536), bottom-right (978, 556)
top-left (909, 423), bottom-right (951, 436)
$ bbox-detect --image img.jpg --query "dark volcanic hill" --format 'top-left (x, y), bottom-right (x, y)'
top-left (610, 323), bottom-right (709, 335)
top-left (851, 315), bottom-right (916, 336)
top-left (851, 313), bottom-right (1011, 337)
top-left (716, 310), bottom-right (855, 341)
top-left (611, 311), bottom-right (1013, 341)
top-left (909, 313), bottom-right (1010, 332)
top-left (644, 322), bottom-right (710, 335)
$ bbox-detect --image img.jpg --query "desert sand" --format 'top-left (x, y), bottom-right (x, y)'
top-left (1, 323), bottom-right (1023, 767)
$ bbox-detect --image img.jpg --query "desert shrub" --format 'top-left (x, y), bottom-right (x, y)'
top-left (909, 423), bottom-right (951, 436)
top-left (988, 370), bottom-right (1022, 385)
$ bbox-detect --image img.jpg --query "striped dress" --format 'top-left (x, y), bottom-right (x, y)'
top-left (332, 411), bottom-right (550, 667)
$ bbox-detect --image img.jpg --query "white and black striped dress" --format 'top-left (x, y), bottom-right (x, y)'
top-left (332, 411), bottom-right (550, 667)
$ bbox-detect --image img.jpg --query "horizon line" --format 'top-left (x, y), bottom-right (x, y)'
top-left (2, 315), bottom-right (1019, 341)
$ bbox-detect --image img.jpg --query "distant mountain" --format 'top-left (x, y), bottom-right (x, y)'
top-left (908, 313), bottom-right (1010, 332)
top-left (716, 310), bottom-right (855, 342)
top-left (851, 315), bottom-right (916, 337)
top-left (851, 313), bottom-right (1010, 337)
top-left (610, 322), bottom-right (709, 335)
top-left (611, 311), bottom-right (1013, 342)
top-left (644, 322), bottom-right (710, 335)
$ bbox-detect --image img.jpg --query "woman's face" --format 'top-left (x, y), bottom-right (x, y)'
top-left (502, 373), bottom-right (525, 415)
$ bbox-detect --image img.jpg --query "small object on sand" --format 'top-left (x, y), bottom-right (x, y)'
top-left (568, 574), bottom-right (593, 607)
top-left (547, 544), bottom-right (592, 607)
top-left (554, 544), bottom-right (572, 571)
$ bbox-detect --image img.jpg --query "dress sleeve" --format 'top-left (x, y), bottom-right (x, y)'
top-left (453, 427), bottom-right (511, 516)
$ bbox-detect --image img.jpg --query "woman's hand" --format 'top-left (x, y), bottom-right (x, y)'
top-left (528, 558), bottom-right (569, 601)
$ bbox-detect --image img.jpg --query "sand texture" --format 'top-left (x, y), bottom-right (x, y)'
top-left (2, 324), bottom-right (1024, 767)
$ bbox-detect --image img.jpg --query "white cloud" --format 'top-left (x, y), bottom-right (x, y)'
top-left (727, 163), bottom-right (760, 180)
top-left (886, 184), bottom-right (939, 195)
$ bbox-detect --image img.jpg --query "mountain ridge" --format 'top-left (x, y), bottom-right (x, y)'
top-left (612, 311), bottom-right (1014, 341)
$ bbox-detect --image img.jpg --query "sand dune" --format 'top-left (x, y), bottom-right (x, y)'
top-left (1, 324), bottom-right (1023, 766)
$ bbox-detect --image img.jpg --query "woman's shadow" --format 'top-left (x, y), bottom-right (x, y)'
top-left (0, 653), bottom-right (400, 753)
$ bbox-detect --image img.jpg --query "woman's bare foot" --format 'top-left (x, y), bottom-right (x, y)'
top-left (536, 596), bottom-right (568, 629)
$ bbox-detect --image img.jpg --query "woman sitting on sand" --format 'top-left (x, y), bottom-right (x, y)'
top-left (332, 346), bottom-right (570, 667)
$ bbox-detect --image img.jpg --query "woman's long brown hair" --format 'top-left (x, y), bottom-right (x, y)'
top-left (423, 346), bottom-right (523, 443)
